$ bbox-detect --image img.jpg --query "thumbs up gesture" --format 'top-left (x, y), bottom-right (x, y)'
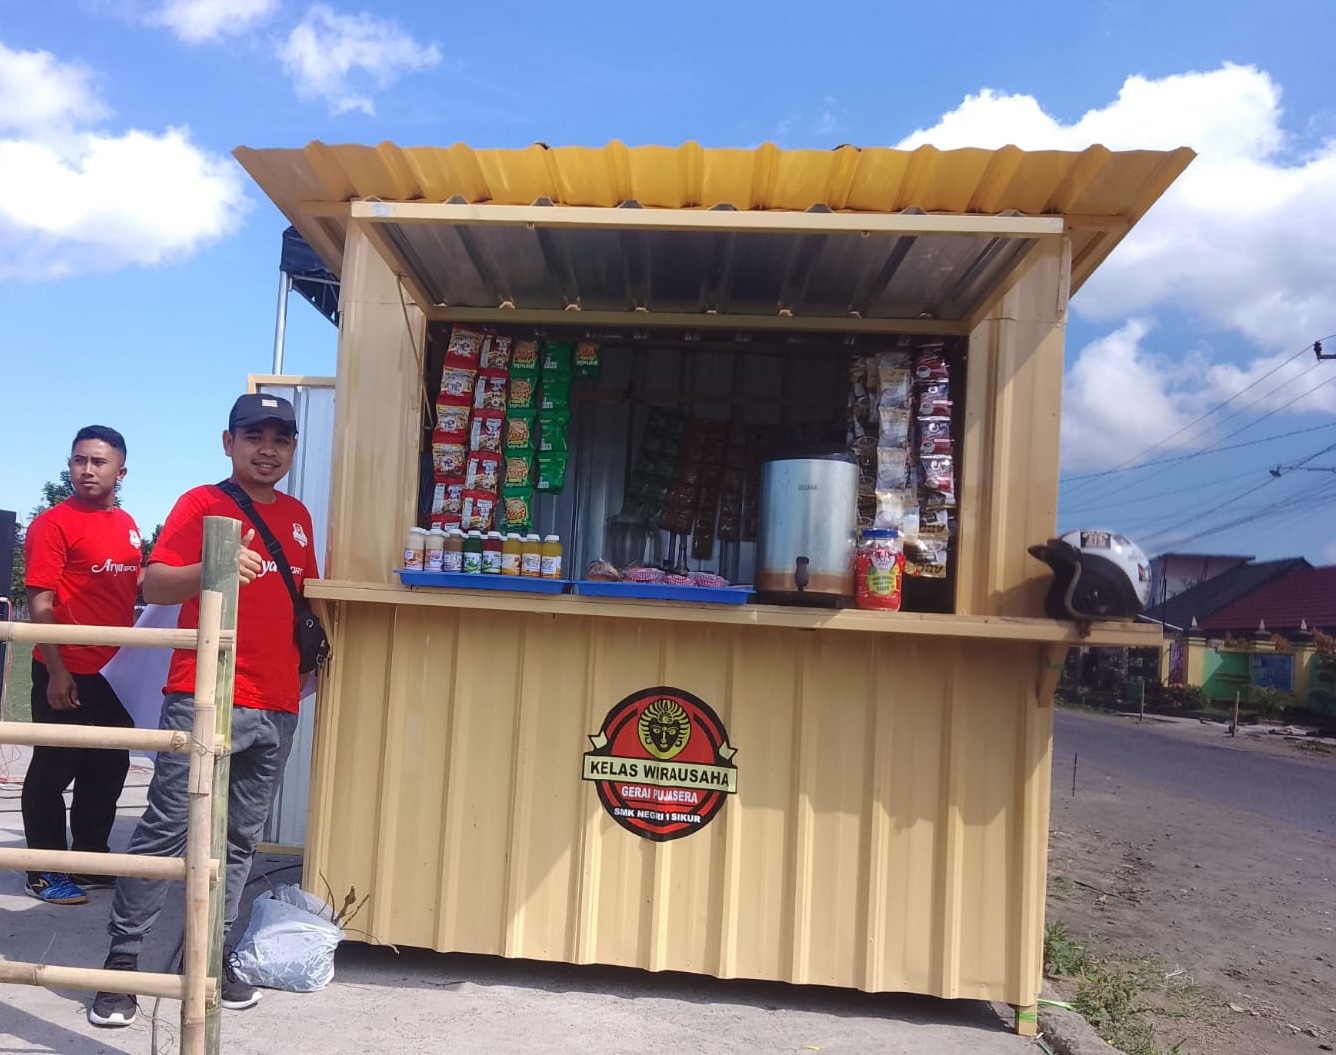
top-left (238, 528), bottom-right (264, 585)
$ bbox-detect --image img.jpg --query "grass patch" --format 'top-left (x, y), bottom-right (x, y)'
top-left (1048, 874), bottom-right (1076, 902)
top-left (1294, 739), bottom-right (1335, 755)
top-left (2, 646), bottom-right (33, 722)
top-left (1044, 921), bottom-right (1196, 1055)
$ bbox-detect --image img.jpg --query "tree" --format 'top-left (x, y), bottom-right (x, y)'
top-left (141, 523), bottom-right (164, 565)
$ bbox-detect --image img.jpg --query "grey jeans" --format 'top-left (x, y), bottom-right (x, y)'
top-left (108, 693), bottom-right (298, 958)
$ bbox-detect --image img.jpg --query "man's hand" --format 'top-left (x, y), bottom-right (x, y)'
top-left (239, 529), bottom-right (263, 586)
top-left (46, 668), bottom-right (80, 711)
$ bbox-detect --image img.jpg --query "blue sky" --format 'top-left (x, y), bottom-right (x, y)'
top-left (2, 0), bottom-right (1335, 564)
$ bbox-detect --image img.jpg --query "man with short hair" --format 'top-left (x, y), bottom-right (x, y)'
top-left (90, 394), bottom-right (319, 1028)
top-left (22, 425), bottom-right (143, 905)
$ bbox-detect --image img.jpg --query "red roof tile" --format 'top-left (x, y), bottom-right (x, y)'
top-left (1201, 565), bottom-right (1336, 634)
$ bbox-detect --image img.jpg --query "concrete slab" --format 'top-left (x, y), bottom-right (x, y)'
top-left (1, 749), bottom-right (1035, 1055)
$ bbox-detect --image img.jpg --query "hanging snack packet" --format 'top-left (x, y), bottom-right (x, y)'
top-left (877, 369), bottom-right (912, 409)
top-left (462, 490), bottom-right (498, 532)
top-left (439, 365), bottom-right (477, 403)
top-left (922, 454), bottom-right (957, 506)
top-left (536, 452), bottom-right (569, 493)
top-left (435, 401), bottom-right (471, 439)
top-left (445, 327), bottom-right (486, 367)
top-left (508, 371), bottom-right (539, 411)
top-left (538, 412), bottom-right (570, 453)
top-left (473, 370), bottom-right (509, 411)
top-left (541, 341), bottom-right (574, 376)
top-left (504, 453), bottom-right (534, 488)
top-left (506, 410), bottom-right (537, 452)
top-left (876, 447), bottom-right (911, 491)
top-left (465, 452), bottom-right (501, 493)
top-left (905, 538), bottom-right (949, 579)
top-left (511, 338), bottom-right (540, 372)
top-left (877, 406), bottom-right (911, 447)
top-left (502, 487), bottom-right (534, 532)
top-left (574, 340), bottom-right (602, 379)
top-left (918, 391), bottom-right (952, 419)
top-left (469, 410), bottom-right (505, 455)
top-left (431, 479), bottom-right (466, 519)
top-left (539, 375), bottom-right (572, 413)
top-left (914, 353), bottom-right (950, 383)
top-left (431, 434), bottom-right (467, 478)
top-left (480, 334), bottom-right (513, 370)
top-left (919, 417), bottom-right (953, 457)
top-left (919, 507), bottom-right (951, 537)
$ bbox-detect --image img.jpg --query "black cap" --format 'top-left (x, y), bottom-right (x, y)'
top-left (228, 394), bottom-right (298, 435)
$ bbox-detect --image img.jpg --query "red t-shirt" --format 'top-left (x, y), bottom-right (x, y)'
top-left (24, 499), bottom-right (143, 674)
top-left (152, 485), bottom-right (318, 714)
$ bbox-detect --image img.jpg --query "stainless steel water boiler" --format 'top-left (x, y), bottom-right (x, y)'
top-left (755, 453), bottom-right (858, 605)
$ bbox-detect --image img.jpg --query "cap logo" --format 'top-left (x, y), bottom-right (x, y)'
top-left (261, 398), bottom-right (279, 407)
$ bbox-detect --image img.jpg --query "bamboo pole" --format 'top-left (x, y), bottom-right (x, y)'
top-left (0, 961), bottom-right (215, 1000)
top-left (0, 622), bottom-right (233, 649)
top-left (180, 517), bottom-right (240, 1055)
top-left (0, 721), bottom-right (225, 754)
top-left (0, 847), bottom-right (216, 881)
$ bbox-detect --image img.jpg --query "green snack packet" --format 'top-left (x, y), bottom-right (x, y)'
top-left (537, 452), bottom-right (569, 493)
top-left (538, 412), bottom-right (570, 453)
top-left (508, 370), bottom-right (539, 411)
top-left (541, 341), bottom-right (574, 375)
top-left (505, 410), bottom-right (537, 452)
top-left (539, 375), bottom-right (571, 413)
top-left (501, 486), bottom-right (534, 532)
top-left (574, 340), bottom-right (602, 379)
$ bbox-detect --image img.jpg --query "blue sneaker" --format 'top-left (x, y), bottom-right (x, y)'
top-left (26, 872), bottom-right (88, 905)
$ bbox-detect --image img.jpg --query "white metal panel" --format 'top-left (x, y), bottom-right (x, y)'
top-left (256, 379), bottom-right (335, 848)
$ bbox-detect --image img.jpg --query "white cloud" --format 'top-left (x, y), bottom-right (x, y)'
top-left (0, 38), bottom-right (248, 278)
top-left (280, 5), bottom-right (440, 115)
top-left (900, 64), bottom-right (1336, 469)
top-left (150, 0), bottom-right (281, 44)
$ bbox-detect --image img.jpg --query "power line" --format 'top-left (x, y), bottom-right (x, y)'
top-left (1060, 333), bottom-right (1334, 492)
top-left (1155, 477), bottom-right (1336, 550)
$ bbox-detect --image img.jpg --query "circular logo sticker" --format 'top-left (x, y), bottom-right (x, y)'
top-left (582, 686), bottom-right (738, 841)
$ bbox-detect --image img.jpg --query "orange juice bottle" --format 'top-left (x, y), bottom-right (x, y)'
top-left (540, 535), bottom-right (563, 580)
top-left (520, 534), bottom-right (543, 578)
top-left (501, 533), bottom-right (523, 576)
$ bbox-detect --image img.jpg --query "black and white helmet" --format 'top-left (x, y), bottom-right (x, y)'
top-left (1028, 529), bottom-right (1150, 622)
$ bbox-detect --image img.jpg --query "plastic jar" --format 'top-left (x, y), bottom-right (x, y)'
top-left (501, 533), bottom-right (523, 576)
top-left (520, 534), bottom-right (543, 578)
top-left (425, 526), bottom-right (446, 572)
top-left (463, 530), bottom-right (485, 574)
top-left (540, 535), bottom-right (563, 580)
top-left (442, 528), bottom-right (464, 573)
top-left (855, 529), bottom-right (904, 611)
top-left (483, 531), bottom-right (504, 574)
top-left (404, 527), bottom-right (428, 571)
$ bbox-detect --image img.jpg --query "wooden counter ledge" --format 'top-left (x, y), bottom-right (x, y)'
top-left (306, 580), bottom-right (1160, 647)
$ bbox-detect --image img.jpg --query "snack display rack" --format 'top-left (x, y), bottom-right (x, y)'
top-left (235, 139), bottom-right (1191, 1035)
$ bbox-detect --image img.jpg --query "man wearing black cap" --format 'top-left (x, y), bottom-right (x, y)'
top-left (90, 395), bottom-right (319, 1028)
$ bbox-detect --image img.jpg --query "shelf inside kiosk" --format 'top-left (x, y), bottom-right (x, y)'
top-left (411, 324), bottom-right (966, 615)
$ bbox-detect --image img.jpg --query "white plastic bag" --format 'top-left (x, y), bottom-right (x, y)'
top-left (232, 884), bottom-right (345, 992)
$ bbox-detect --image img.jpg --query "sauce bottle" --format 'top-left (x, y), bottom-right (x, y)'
top-left (404, 526), bottom-right (427, 570)
top-left (442, 528), bottom-right (464, 573)
top-left (425, 526), bottom-right (446, 572)
top-left (520, 533), bottom-right (543, 578)
top-left (482, 531), bottom-right (504, 574)
top-left (501, 533), bottom-right (523, 576)
top-left (462, 530), bottom-right (485, 574)
top-left (540, 534), bottom-right (563, 580)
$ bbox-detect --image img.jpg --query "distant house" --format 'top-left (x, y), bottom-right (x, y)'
top-left (1143, 558), bottom-right (1311, 632)
top-left (1201, 565), bottom-right (1336, 636)
top-left (1146, 552), bottom-right (1254, 610)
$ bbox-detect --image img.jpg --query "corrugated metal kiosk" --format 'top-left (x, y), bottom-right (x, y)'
top-left (236, 140), bottom-right (1190, 1034)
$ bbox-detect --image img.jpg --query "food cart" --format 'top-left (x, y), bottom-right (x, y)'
top-left (234, 140), bottom-right (1188, 1033)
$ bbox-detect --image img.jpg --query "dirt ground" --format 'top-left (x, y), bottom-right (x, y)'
top-left (1046, 715), bottom-right (1336, 1054)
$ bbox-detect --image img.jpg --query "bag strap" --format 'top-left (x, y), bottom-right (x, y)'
top-left (215, 480), bottom-right (307, 614)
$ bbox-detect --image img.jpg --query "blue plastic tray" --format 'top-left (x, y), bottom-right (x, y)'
top-left (397, 570), bottom-right (569, 594)
top-left (572, 580), bottom-right (753, 605)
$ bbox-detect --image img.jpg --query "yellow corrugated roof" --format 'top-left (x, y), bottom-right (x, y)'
top-left (234, 139), bottom-right (1193, 294)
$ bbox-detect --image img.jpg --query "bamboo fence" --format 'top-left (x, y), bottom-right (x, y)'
top-left (0, 515), bottom-right (241, 1055)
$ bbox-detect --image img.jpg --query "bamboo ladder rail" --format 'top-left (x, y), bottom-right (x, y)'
top-left (0, 516), bottom-right (241, 1055)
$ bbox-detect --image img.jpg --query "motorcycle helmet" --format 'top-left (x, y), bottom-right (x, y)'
top-left (1028, 529), bottom-right (1150, 622)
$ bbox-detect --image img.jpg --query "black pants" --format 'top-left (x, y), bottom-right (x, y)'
top-left (22, 657), bottom-right (133, 883)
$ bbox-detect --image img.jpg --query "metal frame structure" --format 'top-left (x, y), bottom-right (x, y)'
top-left (0, 517), bottom-right (241, 1055)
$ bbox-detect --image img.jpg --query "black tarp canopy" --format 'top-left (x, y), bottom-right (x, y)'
top-left (281, 226), bottom-right (339, 324)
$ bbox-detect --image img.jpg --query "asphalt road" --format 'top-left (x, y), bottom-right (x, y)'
top-left (1054, 710), bottom-right (1336, 837)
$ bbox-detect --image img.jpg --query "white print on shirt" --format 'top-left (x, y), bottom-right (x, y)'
top-left (256, 559), bottom-right (305, 580)
top-left (129, 529), bottom-right (142, 548)
top-left (292, 523), bottom-right (308, 548)
top-left (91, 560), bottom-right (140, 575)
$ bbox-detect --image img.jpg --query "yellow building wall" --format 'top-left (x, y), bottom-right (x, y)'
top-left (307, 601), bottom-right (1054, 1006)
